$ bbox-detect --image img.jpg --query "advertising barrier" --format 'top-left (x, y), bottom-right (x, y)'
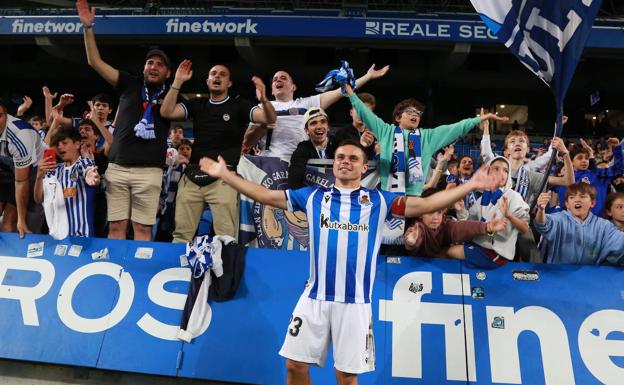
top-left (0, 232), bottom-right (621, 384)
top-left (1, 14), bottom-right (623, 49)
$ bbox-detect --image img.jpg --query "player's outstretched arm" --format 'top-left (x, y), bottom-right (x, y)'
top-left (405, 164), bottom-right (503, 217)
top-left (199, 156), bottom-right (287, 209)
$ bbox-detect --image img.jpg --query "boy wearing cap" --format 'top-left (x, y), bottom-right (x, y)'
top-left (288, 108), bottom-right (336, 189)
top-left (77, 0), bottom-right (178, 241)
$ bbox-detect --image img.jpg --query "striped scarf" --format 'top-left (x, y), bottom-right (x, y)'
top-left (514, 165), bottom-right (530, 201)
top-left (447, 174), bottom-right (479, 209)
top-left (133, 82), bottom-right (165, 140)
top-left (479, 189), bottom-right (504, 222)
top-left (391, 126), bottom-right (423, 193)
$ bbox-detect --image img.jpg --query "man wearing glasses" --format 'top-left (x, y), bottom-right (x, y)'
top-left (343, 83), bottom-right (508, 197)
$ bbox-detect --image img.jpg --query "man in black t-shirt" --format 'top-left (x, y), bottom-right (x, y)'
top-left (161, 59), bottom-right (276, 242)
top-left (78, 0), bottom-right (176, 241)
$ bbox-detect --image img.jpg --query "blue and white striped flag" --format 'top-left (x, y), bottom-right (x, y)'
top-left (470, 0), bottom-right (602, 133)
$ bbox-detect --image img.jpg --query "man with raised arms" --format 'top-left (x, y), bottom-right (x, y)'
top-left (199, 140), bottom-right (503, 384)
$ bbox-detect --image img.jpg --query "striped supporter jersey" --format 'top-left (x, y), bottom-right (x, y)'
top-left (285, 186), bottom-right (399, 303)
top-left (49, 157), bottom-right (97, 237)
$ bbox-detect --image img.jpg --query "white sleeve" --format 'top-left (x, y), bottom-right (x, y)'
top-left (526, 147), bottom-right (553, 172)
top-left (298, 94), bottom-right (321, 109)
top-left (11, 130), bottom-right (39, 169)
top-left (480, 134), bottom-right (495, 164)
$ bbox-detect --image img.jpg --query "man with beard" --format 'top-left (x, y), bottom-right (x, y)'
top-left (77, 0), bottom-right (177, 240)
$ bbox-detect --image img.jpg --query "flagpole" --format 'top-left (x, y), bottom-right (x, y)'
top-left (530, 102), bottom-right (564, 211)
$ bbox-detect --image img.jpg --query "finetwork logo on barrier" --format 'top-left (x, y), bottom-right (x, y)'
top-left (11, 19), bottom-right (83, 34)
top-left (165, 18), bottom-right (258, 34)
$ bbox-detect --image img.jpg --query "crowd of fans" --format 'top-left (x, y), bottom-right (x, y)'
top-left (0, 0), bottom-right (623, 268)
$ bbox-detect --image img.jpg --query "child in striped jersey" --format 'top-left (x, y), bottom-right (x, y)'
top-left (34, 127), bottom-right (100, 238)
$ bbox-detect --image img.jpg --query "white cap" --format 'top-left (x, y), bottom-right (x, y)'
top-left (302, 107), bottom-right (328, 128)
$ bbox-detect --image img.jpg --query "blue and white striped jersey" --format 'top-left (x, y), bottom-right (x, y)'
top-left (48, 157), bottom-right (97, 237)
top-left (286, 186), bottom-right (399, 303)
top-left (0, 114), bottom-right (46, 169)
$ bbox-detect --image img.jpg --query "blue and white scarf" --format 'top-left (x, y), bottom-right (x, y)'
top-left (479, 188), bottom-right (504, 222)
top-left (391, 126), bottom-right (423, 193)
top-left (134, 82), bottom-right (166, 140)
top-left (514, 165), bottom-right (530, 201)
top-left (315, 60), bottom-right (356, 96)
top-left (186, 235), bottom-right (213, 279)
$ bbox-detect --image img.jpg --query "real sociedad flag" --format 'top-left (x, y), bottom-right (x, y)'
top-left (470, 0), bottom-right (602, 134)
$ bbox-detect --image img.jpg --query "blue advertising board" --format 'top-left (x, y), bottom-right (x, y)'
top-left (1, 14), bottom-right (623, 49)
top-left (0, 232), bottom-right (622, 384)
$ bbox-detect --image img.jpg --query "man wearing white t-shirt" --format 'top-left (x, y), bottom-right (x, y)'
top-left (242, 65), bottom-right (389, 162)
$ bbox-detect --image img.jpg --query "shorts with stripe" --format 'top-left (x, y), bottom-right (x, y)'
top-left (279, 294), bottom-right (375, 374)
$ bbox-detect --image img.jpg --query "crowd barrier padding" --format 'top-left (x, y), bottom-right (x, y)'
top-left (0, 233), bottom-right (622, 384)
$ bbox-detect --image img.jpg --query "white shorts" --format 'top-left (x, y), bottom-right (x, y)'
top-left (278, 294), bottom-right (375, 374)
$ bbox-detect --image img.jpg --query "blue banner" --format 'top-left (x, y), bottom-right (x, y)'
top-left (237, 155), bottom-right (309, 251)
top-left (0, 233), bottom-right (622, 384)
top-left (0, 13), bottom-right (622, 48)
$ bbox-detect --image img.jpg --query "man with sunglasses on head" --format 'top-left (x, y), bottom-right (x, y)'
top-left (343, 84), bottom-right (508, 197)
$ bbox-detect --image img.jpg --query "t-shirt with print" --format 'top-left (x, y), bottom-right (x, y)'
top-left (180, 95), bottom-right (256, 167)
top-left (259, 95), bottom-right (321, 162)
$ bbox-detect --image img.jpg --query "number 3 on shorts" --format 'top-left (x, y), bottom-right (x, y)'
top-left (288, 315), bottom-right (303, 337)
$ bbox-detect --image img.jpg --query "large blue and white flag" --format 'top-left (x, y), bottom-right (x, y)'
top-left (471, 0), bottom-right (602, 132)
